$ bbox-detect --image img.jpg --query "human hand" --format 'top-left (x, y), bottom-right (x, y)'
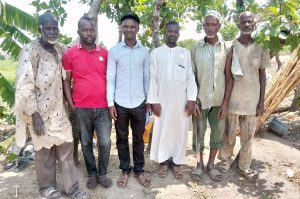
top-left (152, 103), bottom-right (162, 117)
top-left (217, 103), bottom-right (228, 119)
top-left (256, 101), bottom-right (264, 116)
top-left (185, 101), bottom-right (195, 117)
top-left (109, 106), bottom-right (117, 120)
top-left (32, 112), bottom-right (45, 136)
top-left (193, 103), bottom-right (202, 118)
top-left (69, 104), bottom-right (75, 112)
top-left (146, 104), bottom-right (152, 114)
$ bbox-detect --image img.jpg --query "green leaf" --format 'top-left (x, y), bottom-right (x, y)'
top-left (1, 2), bottom-right (38, 34)
top-left (268, 7), bottom-right (279, 14)
top-left (0, 72), bottom-right (15, 107)
top-left (40, 2), bottom-right (48, 9)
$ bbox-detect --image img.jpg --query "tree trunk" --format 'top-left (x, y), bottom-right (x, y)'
top-left (256, 46), bottom-right (300, 133)
top-left (236, 0), bottom-right (245, 13)
top-left (151, 0), bottom-right (165, 48)
top-left (290, 83), bottom-right (300, 111)
top-left (87, 0), bottom-right (103, 42)
top-left (67, 0), bottom-right (102, 47)
top-left (118, 27), bottom-right (123, 43)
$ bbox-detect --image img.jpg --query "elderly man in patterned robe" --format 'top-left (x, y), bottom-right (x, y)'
top-left (14, 13), bottom-right (86, 199)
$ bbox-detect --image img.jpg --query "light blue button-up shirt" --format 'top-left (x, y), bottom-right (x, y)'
top-left (107, 41), bottom-right (150, 108)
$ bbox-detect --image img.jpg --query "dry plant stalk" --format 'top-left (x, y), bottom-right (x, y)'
top-left (256, 46), bottom-right (300, 133)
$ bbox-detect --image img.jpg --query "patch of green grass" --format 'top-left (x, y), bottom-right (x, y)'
top-left (0, 59), bottom-right (17, 83)
top-left (262, 193), bottom-right (270, 199)
top-left (0, 59), bottom-right (16, 124)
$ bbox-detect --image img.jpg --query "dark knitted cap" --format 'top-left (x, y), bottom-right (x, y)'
top-left (38, 13), bottom-right (58, 27)
top-left (120, 12), bottom-right (140, 24)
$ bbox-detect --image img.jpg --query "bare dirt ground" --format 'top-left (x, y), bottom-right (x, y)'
top-left (0, 55), bottom-right (299, 199)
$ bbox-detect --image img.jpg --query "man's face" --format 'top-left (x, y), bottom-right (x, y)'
top-left (121, 19), bottom-right (139, 41)
top-left (238, 14), bottom-right (255, 35)
top-left (40, 21), bottom-right (59, 44)
top-left (203, 16), bottom-right (221, 38)
top-left (165, 24), bottom-right (180, 45)
top-left (78, 20), bottom-right (97, 45)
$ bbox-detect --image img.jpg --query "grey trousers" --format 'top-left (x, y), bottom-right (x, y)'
top-left (35, 142), bottom-right (79, 195)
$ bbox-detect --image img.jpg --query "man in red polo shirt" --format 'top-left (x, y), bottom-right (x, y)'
top-left (62, 15), bottom-right (112, 190)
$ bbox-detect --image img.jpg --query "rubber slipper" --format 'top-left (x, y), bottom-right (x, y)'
top-left (40, 187), bottom-right (62, 199)
top-left (3, 161), bottom-right (17, 170)
top-left (68, 189), bottom-right (87, 199)
top-left (218, 160), bottom-right (233, 173)
top-left (191, 165), bottom-right (204, 181)
top-left (207, 168), bottom-right (224, 181)
top-left (237, 167), bottom-right (259, 183)
top-left (97, 175), bottom-right (113, 188)
top-left (86, 176), bottom-right (97, 190)
top-left (15, 157), bottom-right (31, 172)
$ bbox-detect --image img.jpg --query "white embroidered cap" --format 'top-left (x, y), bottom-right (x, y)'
top-left (205, 10), bottom-right (222, 22)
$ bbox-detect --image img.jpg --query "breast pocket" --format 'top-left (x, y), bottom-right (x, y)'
top-left (217, 53), bottom-right (226, 71)
top-left (252, 58), bottom-right (261, 69)
top-left (174, 65), bottom-right (186, 83)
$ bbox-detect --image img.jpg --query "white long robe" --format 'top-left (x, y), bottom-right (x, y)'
top-left (147, 45), bottom-right (197, 164)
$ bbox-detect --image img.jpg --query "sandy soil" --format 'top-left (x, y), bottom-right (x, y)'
top-left (0, 55), bottom-right (299, 199)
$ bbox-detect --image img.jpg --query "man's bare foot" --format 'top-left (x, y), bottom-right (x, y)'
top-left (134, 172), bottom-right (151, 188)
top-left (171, 165), bottom-right (183, 180)
top-left (117, 173), bottom-right (130, 188)
top-left (158, 164), bottom-right (169, 178)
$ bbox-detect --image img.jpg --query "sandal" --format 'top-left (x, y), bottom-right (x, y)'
top-left (218, 160), bottom-right (233, 173)
top-left (86, 176), bottom-right (97, 190)
top-left (97, 175), bottom-right (113, 188)
top-left (68, 189), bottom-right (87, 199)
top-left (117, 173), bottom-right (130, 189)
top-left (206, 168), bottom-right (224, 181)
top-left (237, 167), bottom-right (259, 183)
top-left (171, 165), bottom-right (183, 180)
top-left (40, 187), bottom-right (62, 199)
top-left (134, 172), bottom-right (151, 188)
top-left (191, 164), bottom-right (204, 181)
top-left (3, 161), bottom-right (17, 170)
top-left (15, 157), bottom-right (31, 172)
top-left (158, 164), bottom-right (169, 178)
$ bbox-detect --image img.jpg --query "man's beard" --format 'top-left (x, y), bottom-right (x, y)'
top-left (47, 39), bottom-right (58, 44)
top-left (41, 33), bottom-right (58, 44)
top-left (241, 31), bottom-right (252, 35)
top-left (206, 34), bottom-right (216, 38)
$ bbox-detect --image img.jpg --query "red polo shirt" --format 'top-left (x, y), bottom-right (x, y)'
top-left (62, 43), bottom-right (108, 108)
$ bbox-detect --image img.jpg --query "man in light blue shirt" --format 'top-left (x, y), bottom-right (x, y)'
top-left (107, 13), bottom-right (150, 189)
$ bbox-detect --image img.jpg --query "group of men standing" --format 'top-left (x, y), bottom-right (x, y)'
top-left (14, 9), bottom-right (270, 199)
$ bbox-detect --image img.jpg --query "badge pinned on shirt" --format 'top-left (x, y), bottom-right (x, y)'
top-left (99, 56), bottom-right (104, 61)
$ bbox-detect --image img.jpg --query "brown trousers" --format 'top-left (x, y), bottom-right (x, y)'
top-left (219, 113), bottom-right (257, 171)
top-left (35, 142), bottom-right (79, 195)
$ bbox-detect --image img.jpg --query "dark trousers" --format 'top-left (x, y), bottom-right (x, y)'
top-left (115, 102), bottom-right (146, 174)
top-left (75, 108), bottom-right (112, 176)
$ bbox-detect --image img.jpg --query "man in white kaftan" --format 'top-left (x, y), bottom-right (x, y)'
top-left (147, 21), bottom-right (197, 180)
